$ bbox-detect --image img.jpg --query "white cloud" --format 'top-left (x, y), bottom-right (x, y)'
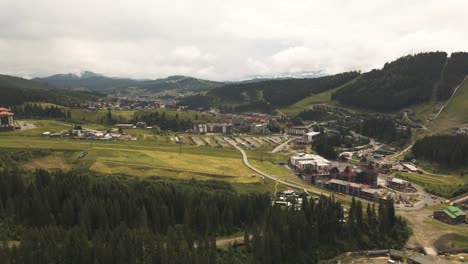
top-left (0, 0), bottom-right (467, 80)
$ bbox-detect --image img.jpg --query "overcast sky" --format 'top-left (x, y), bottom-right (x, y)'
top-left (1, 0), bottom-right (467, 81)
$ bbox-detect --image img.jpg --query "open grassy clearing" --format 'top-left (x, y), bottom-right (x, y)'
top-left (397, 171), bottom-right (466, 198)
top-left (430, 77), bottom-right (468, 133)
top-left (70, 108), bottom-right (218, 123)
top-left (278, 78), bottom-right (358, 116)
top-left (1, 131), bottom-right (264, 185)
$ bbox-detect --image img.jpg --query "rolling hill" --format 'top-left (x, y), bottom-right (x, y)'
top-left (332, 52), bottom-right (448, 111)
top-left (0, 74), bottom-right (100, 106)
top-left (33, 72), bottom-right (224, 94)
top-left (180, 72), bottom-right (360, 113)
top-left (430, 75), bottom-right (468, 133)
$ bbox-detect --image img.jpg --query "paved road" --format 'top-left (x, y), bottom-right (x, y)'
top-left (270, 136), bottom-right (300, 153)
top-left (229, 142), bottom-right (329, 197)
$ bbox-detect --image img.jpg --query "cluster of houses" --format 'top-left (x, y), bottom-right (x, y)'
top-left (42, 127), bottom-right (132, 140)
top-left (0, 108), bottom-right (15, 131)
top-left (193, 121), bottom-right (270, 135)
top-left (88, 97), bottom-right (179, 111)
top-left (274, 190), bottom-right (303, 210)
top-left (289, 153), bottom-right (391, 202)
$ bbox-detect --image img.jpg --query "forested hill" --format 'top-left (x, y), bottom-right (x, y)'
top-left (180, 72), bottom-right (359, 112)
top-left (0, 74), bottom-right (100, 106)
top-left (332, 52), bottom-right (448, 111)
top-left (33, 72), bottom-right (224, 93)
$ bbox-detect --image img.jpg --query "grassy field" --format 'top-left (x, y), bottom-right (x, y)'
top-left (279, 78), bottom-right (358, 116)
top-left (70, 108), bottom-right (218, 123)
top-left (430, 77), bottom-right (468, 133)
top-left (0, 120), bottom-right (294, 193)
top-left (397, 171), bottom-right (466, 198)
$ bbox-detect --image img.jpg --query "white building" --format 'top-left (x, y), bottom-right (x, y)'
top-left (303, 131), bottom-right (320, 143)
top-left (290, 153), bottom-right (331, 173)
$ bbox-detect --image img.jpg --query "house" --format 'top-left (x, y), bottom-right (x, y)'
top-left (285, 125), bottom-right (310, 135)
top-left (356, 162), bottom-right (379, 188)
top-left (303, 131), bottom-right (320, 143)
top-left (386, 177), bottom-right (410, 190)
top-left (290, 153), bottom-right (331, 173)
top-left (433, 206), bottom-right (466, 225)
top-left (0, 108), bottom-right (14, 131)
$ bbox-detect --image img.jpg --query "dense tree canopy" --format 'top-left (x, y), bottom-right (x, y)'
top-left (332, 52), bottom-right (447, 111)
top-left (412, 135), bottom-right (468, 167)
top-left (188, 72), bottom-right (359, 111)
top-left (0, 155), bottom-right (410, 263)
top-left (436, 52), bottom-right (468, 100)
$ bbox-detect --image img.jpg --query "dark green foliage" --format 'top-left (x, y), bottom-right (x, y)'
top-left (0, 165), bottom-right (410, 263)
top-left (214, 72), bottom-right (359, 105)
top-left (296, 109), bottom-right (333, 121)
top-left (249, 196), bottom-right (411, 264)
top-left (11, 104), bottom-right (66, 119)
top-left (0, 170), bottom-right (270, 236)
top-left (204, 72), bottom-right (359, 109)
top-left (312, 136), bottom-right (339, 159)
top-left (0, 74), bottom-right (100, 107)
top-left (359, 117), bottom-right (410, 144)
top-left (132, 111), bottom-right (193, 131)
top-left (412, 135), bottom-right (468, 167)
top-left (436, 52), bottom-right (468, 100)
top-left (332, 52), bottom-right (447, 111)
top-left (34, 73), bottom-right (223, 93)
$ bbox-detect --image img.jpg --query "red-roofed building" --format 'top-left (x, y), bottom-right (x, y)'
top-left (0, 108), bottom-right (14, 131)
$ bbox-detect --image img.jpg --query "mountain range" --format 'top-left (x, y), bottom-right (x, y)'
top-left (2, 51), bottom-right (468, 118)
top-left (32, 72), bottom-right (224, 95)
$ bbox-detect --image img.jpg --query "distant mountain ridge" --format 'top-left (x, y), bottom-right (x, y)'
top-left (33, 72), bottom-right (224, 93)
top-left (0, 74), bottom-right (100, 106)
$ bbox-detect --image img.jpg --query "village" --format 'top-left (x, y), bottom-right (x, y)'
top-left (1, 106), bottom-right (467, 264)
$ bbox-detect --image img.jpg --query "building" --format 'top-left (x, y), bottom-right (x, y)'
top-left (386, 177), bottom-right (410, 190)
top-left (433, 206), bottom-right (466, 225)
top-left (285, 125), bottom-right (310, 135)
top-left (290, 153), bottom-right (331, 173)
top-left (0, 108), bottom-right (14, 131)
top-left (206, 123), bottom-right (233, 134)
top-left (327, 179), bottom-right (363, 196)
top-left (356, 163), bottom-right (379, 188)
top-left (303, 131), bottom-right (320, 143)
top-left (250, 123), bottom-right (268, 134)
top-left (194, 124), bottom-right (207, 134)
top-left (402, 162), bottom-right (418, 172)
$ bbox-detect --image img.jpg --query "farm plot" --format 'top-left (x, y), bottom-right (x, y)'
top-left (214, 136), bottom-right (230, 147)
top-left (243, 137), bottom-right (258, 147)
top-left (249, 137), bottom-right (265, 146)
top-left (223, 137), bottom-right (238, 147)
top-left (201, 136), bottom-right (219, 147)
top-left (191, 136), bottom-right (206, 146)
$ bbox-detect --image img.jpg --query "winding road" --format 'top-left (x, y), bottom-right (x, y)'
top-left (270, 136), bottom-right (301, 153)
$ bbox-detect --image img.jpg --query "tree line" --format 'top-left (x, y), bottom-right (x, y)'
top-left (436, 52), bottom-right (468, 100)
top-left (0, 160), bottom-right (410, 263)
top-left (358, 117), bottom-right (411, 146)
top-left (10, 104), bottom-right (71, 120)
top-left (412, 135), bottom-right (468, 167)
top-left (332, 52), bottom-right (447, 111)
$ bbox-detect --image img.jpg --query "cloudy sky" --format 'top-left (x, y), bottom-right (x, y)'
top-left (1, 0), bottom-right (467, 81)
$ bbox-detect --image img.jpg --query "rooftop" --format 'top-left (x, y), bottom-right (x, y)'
top-left (439, 206), bottom-right (466, 219)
